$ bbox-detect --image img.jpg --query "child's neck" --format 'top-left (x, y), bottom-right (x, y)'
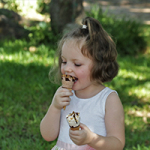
top-left (75, 84), bottom-right (105, 99)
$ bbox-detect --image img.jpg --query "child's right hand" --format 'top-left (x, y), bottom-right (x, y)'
top-left (51, 86), bottom-right (73, 110)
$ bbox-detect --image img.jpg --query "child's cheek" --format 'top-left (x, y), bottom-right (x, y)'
top-left (77, 74), bottom-right (86, 82)
top-left (80, 70), bottom-right (91, 81)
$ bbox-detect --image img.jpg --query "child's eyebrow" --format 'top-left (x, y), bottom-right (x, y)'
top-left (61, 56), bottom-right (80, 61)
top-left (71, 59), bottom-right (80, 61)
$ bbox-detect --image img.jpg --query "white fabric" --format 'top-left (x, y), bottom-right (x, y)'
top-left (56, 87), bottom-right (117, 146)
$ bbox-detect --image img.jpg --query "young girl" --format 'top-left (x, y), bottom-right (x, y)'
top-left (40, 17), bottom-right (125, 150)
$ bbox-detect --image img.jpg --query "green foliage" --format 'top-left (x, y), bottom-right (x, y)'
top-left (86, 6), bottom-right (147, 55)
top-left (0, 39), bottom-right (58, 149)
top-left (27, 21), bottom-right (59, 46)
top-left (0, 0), bottom-right (21, 12)
top-left (36, 0), bottom-right (51, 14)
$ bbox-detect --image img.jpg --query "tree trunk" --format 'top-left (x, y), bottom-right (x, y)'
top-left (50, 0), bottom-right (83, 34)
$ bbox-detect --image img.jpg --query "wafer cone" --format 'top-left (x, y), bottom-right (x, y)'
top-left (63, 106), bottom-right (66, 110)
top-left (61, 75), bottom-right (75, 110)
top-left (70, 125), bottom-right (80, 130)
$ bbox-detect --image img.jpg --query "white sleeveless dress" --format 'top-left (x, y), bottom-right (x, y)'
top-left (52, 87), bottom-right (117, 150)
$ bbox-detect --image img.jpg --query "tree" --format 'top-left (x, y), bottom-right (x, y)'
top-left (50, 0), bottom-right (84, 34)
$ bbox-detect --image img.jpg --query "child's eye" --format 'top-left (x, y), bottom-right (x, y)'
top-left (75, 64), bottom-right (81, 67)
top-left (62, 61), bottom-right (66, 64)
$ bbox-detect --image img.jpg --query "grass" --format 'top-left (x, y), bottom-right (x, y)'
top-left (0, 35), bottom-right (150, 150)
top-left (0, 40), bottom-right (58, 150)
top-left (105, 55), bottom-right (150, 149)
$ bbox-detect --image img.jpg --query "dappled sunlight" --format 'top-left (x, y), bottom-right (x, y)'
top-left (0, 50), bottom-right (55, 66)
top-left (119, 69), bottom-right (147, 80)
top-left (0, 40), bottom-right (56, 66)
top-left (128, 109), bottom-right (150, 123)
top-left (129, 86), bottom-right (150, 99)
top-left (118, 61), bottom-right (150, 103)
top-left (129, 8), bottom-right (150, 13)
top-left (0, 0), bottom-right (50, 22)
top-left (144, 21), bottom-right (150, 25)
top-left (125, 113), bottom-right (148, 131)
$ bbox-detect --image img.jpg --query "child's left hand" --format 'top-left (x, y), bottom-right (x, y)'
top-left (69, 123), bottom-right (93, 146)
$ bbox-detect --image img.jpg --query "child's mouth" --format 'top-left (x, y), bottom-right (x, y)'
top-left (74, 77), bottom-right (78, 83)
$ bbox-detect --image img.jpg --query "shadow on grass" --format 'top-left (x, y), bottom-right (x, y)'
top-left (124, 122), bottom-right (150, 149)
top-left (0, 61), bottom-right (59, 149)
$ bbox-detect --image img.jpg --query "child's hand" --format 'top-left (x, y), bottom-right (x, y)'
top-left (51, 86), bottom-right (73, 110)
top-left (69, 123), bottom-right (93, 146)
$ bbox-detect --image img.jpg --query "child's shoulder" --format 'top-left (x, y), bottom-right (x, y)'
top-left (101, 87), bottom-right (118, 96)
top-left (105, 88), bottom-right (122, 109)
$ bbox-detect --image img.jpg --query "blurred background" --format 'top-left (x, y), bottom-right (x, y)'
top-left (0, 0), bottom-right (150, 149)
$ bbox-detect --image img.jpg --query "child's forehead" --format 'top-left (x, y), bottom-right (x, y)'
top-left (61, 38), bottom-right (90, 59)
top-left (61, 40), bottom-right (82, 56)
top-left (64, 38), bottom-right (85, 47)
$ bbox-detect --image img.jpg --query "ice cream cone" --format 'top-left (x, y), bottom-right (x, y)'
top-left (70, 125), bottom-right (80, 130)
top-left (62, 74), bottom-right (75, 110)
top-left (66, 111), bottom-right (80, 130)
top-left (63, 106), bottom-right (66, 110)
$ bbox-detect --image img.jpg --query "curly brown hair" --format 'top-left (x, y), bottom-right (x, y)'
top-left (52, 17), bottom-right (119, 84)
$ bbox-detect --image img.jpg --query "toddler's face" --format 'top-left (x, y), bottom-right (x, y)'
top-left (61, 39), bottom-right (94, 92)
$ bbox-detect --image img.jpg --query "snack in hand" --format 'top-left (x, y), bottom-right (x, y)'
top-left (66, 111), bottom-right (80, 130)
top-left (62, 74), bottom-right (75, 110)
top-left (62, 74), bottom-right (75, 90)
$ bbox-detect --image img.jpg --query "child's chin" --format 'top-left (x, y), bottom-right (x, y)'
top-left (72, 85), bottom-right (77, 91)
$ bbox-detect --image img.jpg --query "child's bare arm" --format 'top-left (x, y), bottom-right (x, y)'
top-left (69, 92), bottom-right (125, 150)
top-left (102, 92), bottom-right (125, 149)
top-left (40, 105), bottom-right (61, 141)
top-left (40, 87), bottom-right (73, 141)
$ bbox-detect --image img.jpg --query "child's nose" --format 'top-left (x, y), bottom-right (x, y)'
top-left (64, 64), bottom-right (72, 73)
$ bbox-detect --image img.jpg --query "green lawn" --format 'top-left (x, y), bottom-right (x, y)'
top-left (0, 39), bottom-right (150, 150)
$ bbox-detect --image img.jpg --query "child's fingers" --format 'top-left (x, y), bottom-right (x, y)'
top-left (61, 97), bottom-right (71, 102)
top-left (59, 91), bottom-right (73, 97)
top-left (61, 87), bottom-right (73, 92)
top-left (61, 97), bottom-right (71, 106)
top-left (79, 123), bottom-right (86, 130)
top-left (53, 86), bottom-right (72, 109)
top-left (69, 129), bottom-right (80, 135)
top-left (62, 101), bottom-right (70, 107)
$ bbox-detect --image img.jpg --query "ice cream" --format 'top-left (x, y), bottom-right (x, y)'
top-left (62, 74), bottom-right (75, 90)
top-left (62, 74), bottom-right (75, 110)
top-left (66, 111), bottom-right (80, 130)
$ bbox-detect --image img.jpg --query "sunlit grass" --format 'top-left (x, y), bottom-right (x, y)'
top-left (119, 69), bottom-right (147, 80)
top-left (129, 86), bottom-right (150, 99)
top-left (119, 69), bottom-right (150, 100)
top-left (0, 40), bottom-right (55, 66)
top-left (103, 50), bottom-right (150, 149)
